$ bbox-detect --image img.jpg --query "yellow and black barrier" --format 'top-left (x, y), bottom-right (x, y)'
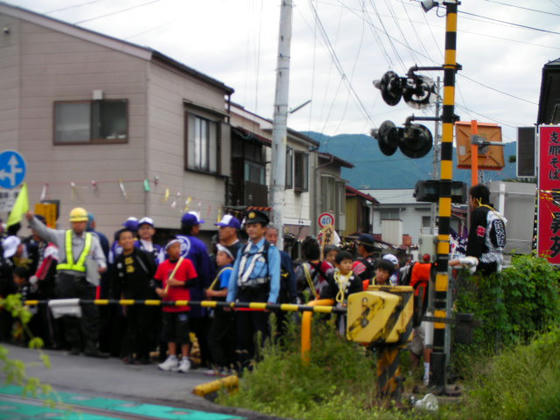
top-left (193, 375), bottom-right (239, 397)
top-left (23, 299), bottom-right (346, 314)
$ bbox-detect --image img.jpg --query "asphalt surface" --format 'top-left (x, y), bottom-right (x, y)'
top-left (0, 343), bottom-right (274, 419)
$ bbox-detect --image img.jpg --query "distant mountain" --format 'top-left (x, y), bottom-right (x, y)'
top-left (304, 132), bottom-right (517, 189)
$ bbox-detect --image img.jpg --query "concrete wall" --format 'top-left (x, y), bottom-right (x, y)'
top-left (489, 181), bottom-right (536, 254)
top-left (315, 164), bottom-right (346, 234)
top-left (0, 14), bottom-right (20, 151)
top-left (372, 204), bottom-right (432, 245)
top-left (146, 61), bottom-right (228, 232)
top-left (0, 17), bottom-right (148, 238)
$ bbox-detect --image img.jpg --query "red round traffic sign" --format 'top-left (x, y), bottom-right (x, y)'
top-left (318, 212), bottom-right (335, 228)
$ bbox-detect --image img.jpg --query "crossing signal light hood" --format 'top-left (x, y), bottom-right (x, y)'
top-left (371, 120), bottom-right (433, 159)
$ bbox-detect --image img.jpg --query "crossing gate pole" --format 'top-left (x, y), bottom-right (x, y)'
top-left (432, 1), bottom-right (459, 389)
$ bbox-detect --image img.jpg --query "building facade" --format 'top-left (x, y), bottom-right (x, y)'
top-left (0, 3), bottom-right (233, 240)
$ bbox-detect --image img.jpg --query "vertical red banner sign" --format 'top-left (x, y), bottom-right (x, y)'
top-left (538, 125), bottom-right (560, 263)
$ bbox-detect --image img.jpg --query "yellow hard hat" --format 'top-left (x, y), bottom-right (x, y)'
top-left (69, 207), bottom-right (88, 222)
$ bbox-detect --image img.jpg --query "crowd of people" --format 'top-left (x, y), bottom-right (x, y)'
top-left (0, 184), bottom-right (503, 382)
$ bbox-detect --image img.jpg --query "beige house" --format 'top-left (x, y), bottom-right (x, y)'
top-left (316, 152), bottom-right (352, 234)
top-left (229, 103), bottom-right (318, 240)
top-left (0, 3), bottom-right (233, 239)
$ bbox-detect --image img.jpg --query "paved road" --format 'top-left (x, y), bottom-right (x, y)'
top-left (0, 344), bottom-right (270, 419)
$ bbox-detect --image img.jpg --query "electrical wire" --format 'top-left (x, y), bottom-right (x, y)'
top-left (458, 74), bottom-right (538, 105)
top-left (44, 0), bottom-right (105, 14)
top-left (313, 0), bottom-right (346, 135)
top-left (334, 8), bottom-right (367, 134)
top-left (254, 0), bottom-right (264, 114)
top-left (123, 16), bottom-right (176, 40)
top-left (73, 0), bottom-right (161, 25)
top-left (484, 0), bottom-right (560, 17)
top-left (459, 10), bottom-right (560, 36)
top-left (358, 1), bottom-right (394, 67)
top-left (400, 0), bottom-right (434, 62)
top-left (368, 0), bottom-right (407, 72)
top-left (333, 2), bottom-right (540, 110)
top-left (383, 0), bottom-right (419, 64)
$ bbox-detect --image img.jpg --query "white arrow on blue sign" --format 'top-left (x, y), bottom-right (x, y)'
top-left (0, 150), bottom-right (26, 190)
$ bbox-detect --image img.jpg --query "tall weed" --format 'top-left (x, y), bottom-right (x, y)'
top-left (460, 326), bottom-right (560, 420)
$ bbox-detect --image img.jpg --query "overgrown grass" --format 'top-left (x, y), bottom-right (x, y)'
top-left (219, 316), bottom-right (416, 419)
top-left (218, 254), bottom-right (560, 420)
top-left (458, 326), bottom-right (560, 420)
top-left (219, 321), bottom-right (560, 420)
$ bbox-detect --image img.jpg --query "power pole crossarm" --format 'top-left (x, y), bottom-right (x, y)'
top-left (270, 0), bottom-right (293, 251)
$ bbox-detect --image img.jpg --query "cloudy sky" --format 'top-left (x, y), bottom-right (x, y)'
top-left (5, 0), bottom-right (560, 143)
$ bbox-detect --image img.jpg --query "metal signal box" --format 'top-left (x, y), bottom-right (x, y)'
top-left (346, 285), bottom-right (414, 344)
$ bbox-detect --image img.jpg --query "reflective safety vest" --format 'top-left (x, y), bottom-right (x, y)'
top-left (56, 230), bottom-right (92, 273)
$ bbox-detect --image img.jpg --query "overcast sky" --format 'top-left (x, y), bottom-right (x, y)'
top-left (5, 0), bottom-right (560, 143)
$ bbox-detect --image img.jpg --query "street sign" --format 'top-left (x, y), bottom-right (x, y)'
top-left (318, 212), bottom-right (335, 228)
top-left (0, 150), bottom-right (26, 189)
top-left (0, 188), bottom-right (20, 212)
top-left (538, 125), bottom-right (560, 263)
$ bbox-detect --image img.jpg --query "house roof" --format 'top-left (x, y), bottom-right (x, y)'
top-left (231, 127), bottom-right (271, 146)
top-left (318, 152), bottom-right (354, 169)
top-left (537, 57), bottom-right (560, 125)
top-left (0, 2), bottom-right (234, 95)
top-left (345, 185), bottom-right (378, 204)
top-left (230, 102), bottom-right (320, 147)
top-left (360, 189), bottom-right (430, 205)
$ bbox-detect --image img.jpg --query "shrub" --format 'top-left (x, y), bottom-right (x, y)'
top-left (455, 254), bottom-right (560, 351)
top-left (219, 318), bottom-right (415, 419)
top-left (460, 326), bottom-right (560, 420)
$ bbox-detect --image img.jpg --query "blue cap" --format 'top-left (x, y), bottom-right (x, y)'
top-left (138, 217), bottom-right (155, 227)
top-left (215, 214), bottom-right (241, 229)
top-left (357, 233), bottom-right (375, 246)
top-left (181, 211), bottom-right (205, 226)
top-left (122, 217), bottom-right (139, 231)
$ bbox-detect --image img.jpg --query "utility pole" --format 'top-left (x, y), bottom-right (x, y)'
top-left (432, 1), bottom-right (459, 391)
top-left (270, 0), bottom-right (293, 251)
top-left (432, 76), bottom-right (441, 233)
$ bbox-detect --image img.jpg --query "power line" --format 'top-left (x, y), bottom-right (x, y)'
top-left (73, 0), bottom-right (161, 25)
top-left (484, 0), bottom-right (560, 17)
top-left (459, 10), bottom-right (560, 36)
top-left (357, 0), bottom-right (394, 67)
top-left (368, 0), bottom-right (407, 72)
top-left (455, 104), bottom-right (518, 129)
top-left (458, 74), bottom-right (538, 105)
top-left (45, 0), bottom-right (105, 14)
top-left (337, 4), bottom-right (541, 108)
top-left (383, 0), bottom-right (419, 64)
top-left (309, 0), bottom-right (375, 125)
top-left (400, 0), bottom-right (434, 62)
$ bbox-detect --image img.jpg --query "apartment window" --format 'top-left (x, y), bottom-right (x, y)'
top-left (285, 147), bottom-right (293, 189)
top-left (294, 151), bottom-right (309, 192)
top-left (244, 161), bottom-right (266, 185)
top-left (422, 216), bottom-right (431, 228)
top-left (321, 176), bottom-right (335, 211)
top-left (380, 208), bottom-right (400, 220)
top-left (185, 113), bottom-right (218, 173)
top-left (54, 100), bottom-right (128, 144)
top-left (336, 181), bottom-right (345, 215)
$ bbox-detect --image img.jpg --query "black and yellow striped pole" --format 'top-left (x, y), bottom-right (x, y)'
top-left (432, 1), bottom-right (459, 389)
top-left (23, 299), bottom-right (346, 314)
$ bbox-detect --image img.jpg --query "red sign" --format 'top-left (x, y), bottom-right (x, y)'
top-left (318, 212), bottom-right (335, 228)
top-left (538, 125), bottom-right (560, 263)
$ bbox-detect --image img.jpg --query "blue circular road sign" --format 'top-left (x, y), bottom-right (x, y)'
top-left (0, 150), bottom-right (26, 189)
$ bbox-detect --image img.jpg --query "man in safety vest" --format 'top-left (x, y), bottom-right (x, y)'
top-left (26, 208), bottom-right (108, 357)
